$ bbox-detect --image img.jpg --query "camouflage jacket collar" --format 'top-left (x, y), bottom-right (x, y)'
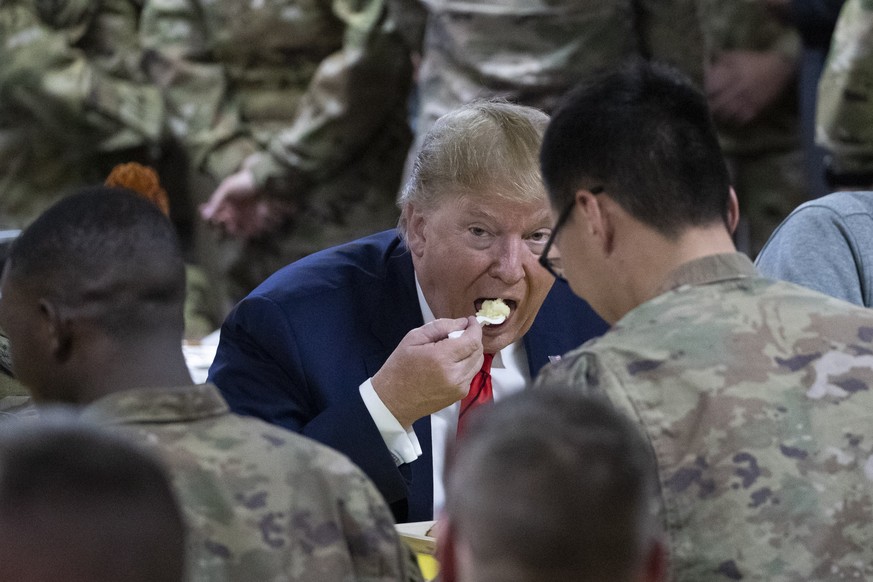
top-left (81, 384), bottom-right (230, 426)
top-left (654, 252), bottom-right (757, 297)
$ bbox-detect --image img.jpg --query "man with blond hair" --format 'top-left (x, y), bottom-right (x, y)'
top-left (209, 100), bottom-right (607, 522)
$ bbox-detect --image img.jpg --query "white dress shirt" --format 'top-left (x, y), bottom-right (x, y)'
top-left (359, 276), bottom-right (530, 514)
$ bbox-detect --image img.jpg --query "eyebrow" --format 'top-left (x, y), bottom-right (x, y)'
top-left (466, 207), bottom-right (502, 222)
top-left (467, 204), bottom-right (551, 222)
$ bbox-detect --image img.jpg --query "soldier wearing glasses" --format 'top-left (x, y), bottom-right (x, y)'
top-left (536, 62), bottom-right (873, 581)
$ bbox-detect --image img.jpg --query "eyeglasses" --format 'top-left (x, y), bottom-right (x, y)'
top-left (538, 186), bottom-right (604, 280)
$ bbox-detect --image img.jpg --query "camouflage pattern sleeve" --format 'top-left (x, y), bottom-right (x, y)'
top-left (817, 0), bottom-right (873, 179)
top-left (637, 0), bottom-right (706, 87)
top-left (697, 0), bottom-right (802, 151)
top-left (85, 383), bottom-right (424, 581)
top-left (0, 331), bottom-right (34, 420)
top-left (139, 0), bottom-right (255, 177)
top-left (0, 381), bottom-right (34, 421)
top-left (534, 351), bottom-right (607, 398)
top-left (0, 0), bottom-right (164, 152)
top-left (535, 348), bottom-right (648, 426)
top-left (246, 0), bottom-right (412, 199)
top-left (387, 0), bottom-right (428, 55)
top-left (336, 464), bottom-right (425, 581)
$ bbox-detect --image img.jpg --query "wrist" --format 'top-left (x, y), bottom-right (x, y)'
top-left (371, 372), bottom-right (415, 429)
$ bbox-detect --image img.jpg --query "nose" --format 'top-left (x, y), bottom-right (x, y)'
top-left (489, 237), bottom-right (527, 284)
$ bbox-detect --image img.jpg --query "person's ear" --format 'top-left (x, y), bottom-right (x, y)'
top-left (575, 188), bottom-right (614, 254)
top-left (727, 187), bottom-right (741, 234)
top-left (39, 299), bottom-right (72, 362)
top-left (404, 204), bottom-right (428, 258)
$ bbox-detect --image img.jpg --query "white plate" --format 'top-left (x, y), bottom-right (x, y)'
top-left (395, 520), bottom-right (436, 555)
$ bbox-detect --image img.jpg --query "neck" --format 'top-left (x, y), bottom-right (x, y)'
top-left (73, 335), bottom-right (194, 405)
top-left (606, 223), bottom-right (736, 323)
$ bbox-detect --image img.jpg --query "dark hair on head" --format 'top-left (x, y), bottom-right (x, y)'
top-left (445, 387), bottom-right (660, 582)
top-left (540, 60), bottom-right (732, 238)
top-left (6, 186), bottom-right (186, 338)
top-left (0, 417), bottom-right (186, 582)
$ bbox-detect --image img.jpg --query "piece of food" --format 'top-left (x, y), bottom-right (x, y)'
top-left (450, 299), bottom-right (511, 337)
top-left (476, 298), bottom-right (510, 320)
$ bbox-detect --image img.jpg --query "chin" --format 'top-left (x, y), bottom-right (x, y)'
top-left (482, 331), bottom-right (517, 355)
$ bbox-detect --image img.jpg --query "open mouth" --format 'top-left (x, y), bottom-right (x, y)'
top-left (474, 298), bottom-right (517, 318)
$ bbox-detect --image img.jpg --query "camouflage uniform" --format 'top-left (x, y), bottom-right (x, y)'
top-left (81, 384), bottom-right (421, 582)
top-left (0, 382), bottom-right (31, 420)
top-left (140, 0), bottom-right (412, 308)
top-left (698, 0), bottom-right (808, 256)
top-left (0, 332), bottom-right (34, 419)
top-left (0, 348), bottom-right (32, 420)
top-left (537, 253), bottom-right (873, 581)
top-left (0, 379), bottom-right (31, 418)
top-left (0, 0), bottom-right (165, 230)
top-left (817, 0), bottom-right (873, 185)
top-left (412, 0), bottom-right (705, 148)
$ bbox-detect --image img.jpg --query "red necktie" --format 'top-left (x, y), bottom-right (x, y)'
top-left (443, 354), bottom-right (493, 581)
top-left (457, 353), bottom-right (494, 434)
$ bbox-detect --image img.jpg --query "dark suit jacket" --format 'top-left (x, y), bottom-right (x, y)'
top-left (209, 230), bottom-right (608, 522)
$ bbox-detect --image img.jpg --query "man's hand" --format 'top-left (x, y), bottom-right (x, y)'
top-left (200, 168), bottom-right (295, 240)
top-left (372, 317), bottom-right (484, 429)
top-left (706, 50), bottom-right (796, 126)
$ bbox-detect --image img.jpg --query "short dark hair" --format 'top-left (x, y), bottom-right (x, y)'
top-left (5, 187), bottom-right (186, 339)
top-left (540, 61), bottom-right (731, 238)
top-left (444, 388), bottom-right (660, 582)
top-left (0, 418), bottom-right (186, 582)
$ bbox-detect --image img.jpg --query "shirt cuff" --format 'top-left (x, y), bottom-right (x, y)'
top-left (359, 379), bottom-right (422, 466)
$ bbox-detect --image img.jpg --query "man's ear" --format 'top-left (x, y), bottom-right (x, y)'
top-left (38, 299), bottom-right (72, 362)
top-left (404, 204), bottom-right (428, 257)
top-left (727, 187), bottom-right (741, 234)
top-left (576, 188), bottom-right (614, 254)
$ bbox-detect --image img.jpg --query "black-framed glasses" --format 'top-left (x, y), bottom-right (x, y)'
top-left (538, 186), bottom-right (604, 280)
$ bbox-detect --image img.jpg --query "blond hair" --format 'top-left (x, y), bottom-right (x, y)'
top-left (398, 101), bottom-right (549, 235)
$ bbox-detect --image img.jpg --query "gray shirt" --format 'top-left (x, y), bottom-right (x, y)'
top-left (755, 190), bottom-right (873, 307)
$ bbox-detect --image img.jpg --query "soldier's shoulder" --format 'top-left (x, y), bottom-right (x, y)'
top-left (535, 340), bottom-right (607, 391)
top-left (223, 412), bottom-right (368, 476)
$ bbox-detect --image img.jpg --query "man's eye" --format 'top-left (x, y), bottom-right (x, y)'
top-left (470, 227), bottom-right (487, 237)
top-left (528, 230), bottom-right (550, 243)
